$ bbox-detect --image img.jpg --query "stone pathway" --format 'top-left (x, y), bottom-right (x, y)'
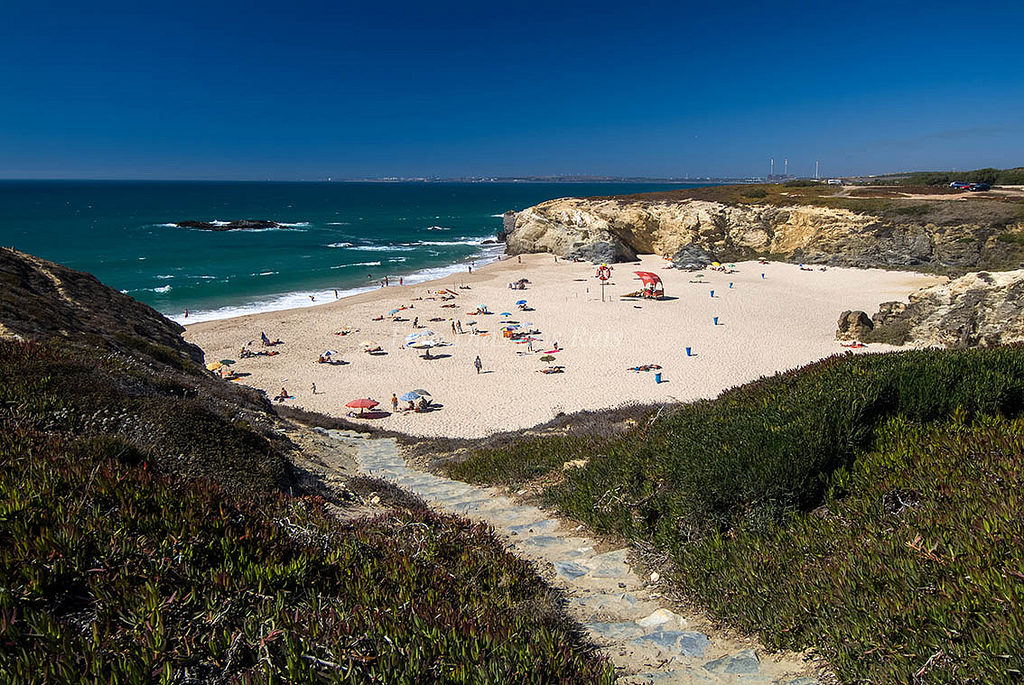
top-left (327, 430), bottom-right (820, 685)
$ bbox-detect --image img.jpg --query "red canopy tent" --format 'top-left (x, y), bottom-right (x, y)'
top-left (633, 271), bottom-right (664, 298)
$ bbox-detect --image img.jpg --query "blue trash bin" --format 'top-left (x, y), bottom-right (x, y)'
top-left (654, 372), bottom-right (662, 383)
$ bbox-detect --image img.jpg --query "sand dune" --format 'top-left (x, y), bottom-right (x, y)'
top-left (184, 254), bottom-right (943, 438)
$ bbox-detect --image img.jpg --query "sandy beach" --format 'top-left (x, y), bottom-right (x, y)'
top-left (184, 254), bottom-right (944, 438)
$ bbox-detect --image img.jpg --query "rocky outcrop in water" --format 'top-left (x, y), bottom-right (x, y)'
top-left (176, 219), bottom-right (281, 231)
top-left (862, 269), bottom-right (1024, 347)
top-left (504, 195), bottom-right (1024, 271)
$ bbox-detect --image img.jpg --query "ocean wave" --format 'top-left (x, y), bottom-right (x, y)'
top-left (330, 261), bottom-right (381, 269)
top-left (154, 285), bottom-right (172, 293)
top-left (326, 241), bottom-right (354, 248)
top-left (425, 225), bottom-right (451, 231)
top-left (252, 271), bottom-right (279, 277)
top-left (327, 222), bottom-right (351, 226)
top-left (168, 248), bottom-right (506, 325)
top-left (388, 257), bottom-right (407, 263)
top-left (348, 245), bottom-right (417, 252)
top-left (413, 238), bottom-right (489, 247)
top-left (156, 274), bottom-right (175, 280)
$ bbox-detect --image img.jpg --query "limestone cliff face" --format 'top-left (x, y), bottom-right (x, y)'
top-left (506, 196), bottom-right (1022, 271)
top-left (865, 270), bottom-right (1024, 348)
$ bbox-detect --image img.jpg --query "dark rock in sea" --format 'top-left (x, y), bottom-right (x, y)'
top-left (671, 245), bottom-right (717, 270)
top-left (836, 310), bottom-right (874, 341)
top-left (567, 240), bottom-right (638, 264)
top-left (480, 239), bottom-right (498, 245)
top-left (176, 219), bottom-right (280, 231)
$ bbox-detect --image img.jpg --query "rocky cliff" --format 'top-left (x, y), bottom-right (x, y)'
top-left (0, 247), bottom-right (295, 493)
top-left (505, 192), bottom-right (1024, 273)
top-left (857, 269), bottom-right (1024, 347)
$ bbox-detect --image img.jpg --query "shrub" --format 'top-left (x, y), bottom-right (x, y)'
top-left (446, 347), bottom-right (1024, 682)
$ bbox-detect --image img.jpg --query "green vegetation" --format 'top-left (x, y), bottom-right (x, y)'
top-left (0, 423), bottom-right (611, 682)
top-left (0, 335), bottom-right (612, 683)
top-left (0, 245), bottom-right (613, 683)
top-left (900, 167), bottom-right (1024, 187)
top-left (446, 348), bottom-right (1024, 682)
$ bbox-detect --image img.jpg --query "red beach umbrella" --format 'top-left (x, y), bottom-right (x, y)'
top-left (345, 398), bottom-right (379, 413)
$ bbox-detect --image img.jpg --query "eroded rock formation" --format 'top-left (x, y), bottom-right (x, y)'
top-left (504, 195), bottom-right (1024, 271)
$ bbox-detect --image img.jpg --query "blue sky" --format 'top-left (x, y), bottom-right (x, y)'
top-left (1, 0), bottom-right (1022, 179)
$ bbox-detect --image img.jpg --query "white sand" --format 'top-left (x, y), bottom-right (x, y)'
top-left (184, 254), bottom-right (944, 438)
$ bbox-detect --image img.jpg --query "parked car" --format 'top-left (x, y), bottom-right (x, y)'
top-left (968, 182), bottom-right (991, 192)
top-left (949, 181), bottom-right (972, 189)
top-left (827, 179), bottom-right (843, 185)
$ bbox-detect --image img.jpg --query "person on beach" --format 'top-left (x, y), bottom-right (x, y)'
top-left (399, 277), bottom-right (403, 286)
top-left (310, 382), bottom-right (317, 395)
top-left (518, 255), bottom-right (521, 264)
top-left (391, 394), bottom-right (398, 412)
top-left (413, 317), bottom-right (418, 328)
top-left (468, 265), bottom-right (472, 274)
top-left (451, 320), bottom-right (456, 334)
top-left (184, 308), bottom-right (189, 318)
top-left (334, 289), bottom-right (338, 299)
top-left (474, 356), bottom-right (482, 374)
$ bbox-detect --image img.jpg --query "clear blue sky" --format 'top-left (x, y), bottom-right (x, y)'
top-left (2, 0), bottom-right (1022, 179)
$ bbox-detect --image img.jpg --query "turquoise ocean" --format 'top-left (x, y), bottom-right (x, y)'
top-left (0, 181), bottom-right (693, 323)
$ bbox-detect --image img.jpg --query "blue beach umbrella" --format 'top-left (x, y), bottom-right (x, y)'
top-left (500, 312), bottom-right (512, 317)
top-left (400, 391), bottom-right (420, 402)
top-left (516, 299), bottom-right (527, 306)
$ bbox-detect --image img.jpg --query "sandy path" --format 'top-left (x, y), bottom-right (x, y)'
top-left (185, 254), bottom-right (942, 439)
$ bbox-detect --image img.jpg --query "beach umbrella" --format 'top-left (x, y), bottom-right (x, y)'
top-left (411, 389), bottom-right (431, 396)
top-left (219, 359), bottom-right (236, 365)
top-left (322, 350), bottom-right (337, 356)
top-left (361, 340), bottom-right (378, 347)
top-left (411, 339), bottom-right (439, 349)
top-left (500, 312), bottom-right (512, 317)
top-left (206, 361), bottom-right (223, 371)
top-left (516, 299), bottom-right (527, 306)
top-left (388, 308), bottom-right (401, 315)
top-left (400, 391), bottom-right (420, 402)
top-left (540, 355), bottom-right (556, 362)
top-left (345, 398), bottom-right (378, 414)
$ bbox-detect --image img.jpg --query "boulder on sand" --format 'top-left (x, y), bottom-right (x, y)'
top-left (836, 310), bottom-right (874, 341)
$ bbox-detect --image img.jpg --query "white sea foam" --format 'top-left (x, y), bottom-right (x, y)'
top-left (252, 271), bottom-right (279, 277)
top-left (156, 274), bottom-right (175, 280)
top-left (278, 221), bottom-right (310, 227)
top-left (327, 222), bottom-right (351, 226)
top-left (413, 238), bottom-right (489, 247)
top-left (326, 242), bottom-right (354, 248)
top-left (155, 223), bottom-right (178, 228)
top-left (388, 257), bottom-right (407, 263)
top-left (425, 225), bottom-right (451, 231)
top-left (153, 285), bottom-right (172, 293)
top-left (349, 245), bottom-right (417, 252)
top-left (169, 243), bottom-right (507, 325)
top-left (330, 261), bottom-right (381, 269)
